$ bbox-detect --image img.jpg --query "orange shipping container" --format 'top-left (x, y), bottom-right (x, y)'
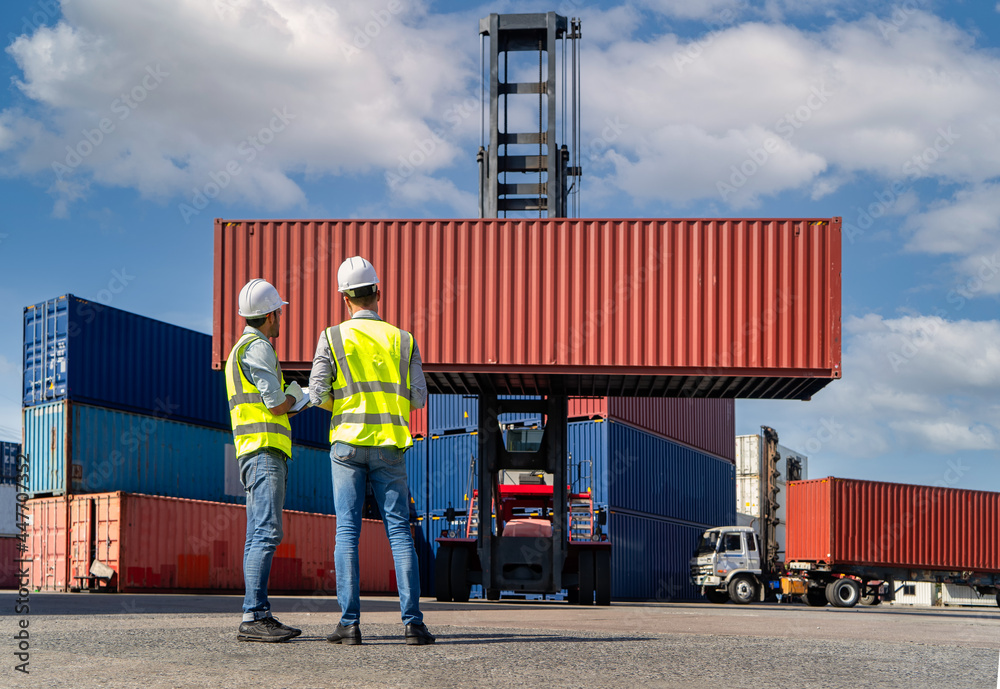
top-left (786, 478), bottom-right (1000, 573)
top-left (212, 218), bottom-right (842, 400)
top-left (30, 492), bottom-right (398, 593)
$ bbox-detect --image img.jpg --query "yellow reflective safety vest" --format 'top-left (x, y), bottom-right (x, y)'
top-left (225, 332), bottom-right (292, 460)
top-left (326, 318), bottom-right (413, 449)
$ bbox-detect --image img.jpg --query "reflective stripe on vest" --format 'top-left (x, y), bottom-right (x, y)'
top-left (326, 320), bottom-right (413, 449)
top-left (225, 333), bottom-right (292, 460)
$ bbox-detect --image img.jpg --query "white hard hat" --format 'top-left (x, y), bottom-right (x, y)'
top-left (338, 256), bottom-right (379, 298)
top-left (238, 278), bottom-right (287, 317)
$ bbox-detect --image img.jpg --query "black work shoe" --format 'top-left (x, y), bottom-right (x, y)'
top-left (270, 616), bottom-right (302, 639)
top-left (404, 622), bottom-right (435, 645)
top-left (327, 623), bottom-right (362, 645)
top-left (237, 616), bottom-right (297, 643)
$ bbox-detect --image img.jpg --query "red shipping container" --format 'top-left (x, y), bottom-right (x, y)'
top-left (25, 496), bottom-right (70, 591)
top-left (567, 397), bottom-right (734, 462)
top-left (213, 218), bottom-right (842, 400)
top-left (32, 492), bottom-right (398, 593)
top-left (786, 478), bottom-right (1000, 573)
top-left (0, 536), bottom-right (23, 588)
top-left (410, 406), bottom-right (427, 439)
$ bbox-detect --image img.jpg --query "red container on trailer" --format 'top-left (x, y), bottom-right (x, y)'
top-left (786, 477), bottom-right (1000, 572)
top-left (212, 218), bottom-right (842, 400)
top-left (0, 536), bottom-right (22, 588)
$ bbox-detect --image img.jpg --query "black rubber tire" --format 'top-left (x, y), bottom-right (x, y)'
top-left (995, 592), bottom-right (1000, 609)
top-left (594, 550), bottom-right (611, 606)
top-left (577, 551), bottom-right (595, 606)
top-left (434, 545), bottom-right (452, 602)
top-left (450, 547), bottom-right (471, 603)
top-left (803, 589), bottom-right (828, 606)
top-left (860, 592), bottom-right (881, 606)
top-left (826, 578), bottom-right (861, 608)
top-left (567, 588), bottom-right (579, 605)
top-left (728, 574), bottom-right (758, 605)
top-left (486, 588), bottom-right (501, 601)
top-left (705, 588), bottom-right (729, 604)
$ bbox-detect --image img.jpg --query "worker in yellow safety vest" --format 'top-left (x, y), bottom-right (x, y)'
top-left (226, 278), bottom-right (306, 643)
top-left (309, 256), bottom-right (434, 646)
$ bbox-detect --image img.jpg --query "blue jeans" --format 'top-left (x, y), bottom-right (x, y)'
top-left (240, 449), bottom-right (288, 621)
top-left (331, 441), bottom-right (422, 626)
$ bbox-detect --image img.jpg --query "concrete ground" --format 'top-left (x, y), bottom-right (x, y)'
top-left (1, 591), bottom-right (998, 688)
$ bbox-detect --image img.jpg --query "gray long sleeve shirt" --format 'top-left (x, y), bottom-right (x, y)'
top-left (239, 326), bottom-right (287, 409)
top-left (309, 310), bottom-right (427, 410)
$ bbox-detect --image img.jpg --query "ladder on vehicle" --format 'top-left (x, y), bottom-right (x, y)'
top-left (568, 492), bottom-right (594, 541)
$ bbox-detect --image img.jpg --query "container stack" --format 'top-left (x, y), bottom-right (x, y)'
top-left (411, 394), bottom-right (736, 601)
top-left (20, 294), bottom-right (395, 593)
top-left (0, 441), bottom-right (21, 588)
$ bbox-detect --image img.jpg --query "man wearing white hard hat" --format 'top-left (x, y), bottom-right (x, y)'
top-left (309, 256), bottom-right (434, 646)
top-left (226, 278), bottom-right (306, 642)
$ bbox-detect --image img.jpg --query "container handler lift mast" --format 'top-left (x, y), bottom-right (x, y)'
top-left (435, 13), bottom-right (607, 604)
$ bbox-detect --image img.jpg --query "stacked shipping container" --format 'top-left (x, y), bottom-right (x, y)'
top-left (27, 492), bottom-right (396, 593)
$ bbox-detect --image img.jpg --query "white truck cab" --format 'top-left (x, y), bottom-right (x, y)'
top-left (690, 526), bottom-right (764, 604)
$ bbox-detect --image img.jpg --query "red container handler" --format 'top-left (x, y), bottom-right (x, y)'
top-left (786, 477), bottom-right (1000, 573)
top-left (212, 218), bottom-right (842, 400)
top-left (28, 493), bottom-right (398, 593)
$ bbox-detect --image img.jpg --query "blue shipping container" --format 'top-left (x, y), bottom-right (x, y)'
top-left (21, 400), bottom-right (335, 514)
top-left (22, 294), bottom-right (329, 448)
top-left (1, 441), bottom-right (21, 484)
top-left (405, 438), bottom-right (428, 514)
top-left (608, 512), bottom-right (706, 601)
top-left (423, 420), bottom-right (734, 527)
top-left (428, 394), bottom-right (543, 434)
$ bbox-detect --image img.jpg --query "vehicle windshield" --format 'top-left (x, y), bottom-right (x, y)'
top-left (696, 531), bottom-right (721, 555)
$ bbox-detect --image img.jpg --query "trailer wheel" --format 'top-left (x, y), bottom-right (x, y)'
top-left (567, 587), bottom-right (579, 605)
top-left (434, 545), bottom-right (453, 602)
top-left (486, 588), bottom-right (500, 601)
top-left (803, 589), bottom-right (828, 606)
top-left (594, 550), bottom-right (611, 606)
top-left (705, 588), bottom-right (729, 604)
top-left (577, 551), bottom-right (595, 605)
top-left (826, 578), bottom-right (860, 607)
top-left (450, 547), bottom-right (471, 603)
top-left (860, 592), bottom-right (881, 606)
top-left (728, 574), bottom-right (758, 605)
top-left (995, 592), bottom-right (999, 609)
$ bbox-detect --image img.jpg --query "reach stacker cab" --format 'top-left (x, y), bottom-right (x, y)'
top-left (434, 394), bottom-right (612, 605)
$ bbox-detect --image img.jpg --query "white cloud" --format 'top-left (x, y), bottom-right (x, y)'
top-left (581, 13), bottom-right (1000, 208)
top-left (2, 0), bottom-right (477, 216)
top-left (741, 314), bottom-right (1000, 463)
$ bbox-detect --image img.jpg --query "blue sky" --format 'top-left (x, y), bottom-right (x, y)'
top-left (2, 0), bottom-right (1000, 492)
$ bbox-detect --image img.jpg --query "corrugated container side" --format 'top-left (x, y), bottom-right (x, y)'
top-left (24, 401), bottom-right (334, 514)
top-left (0, 485), bottom-right (18, 536)
top-left (1, 441), bottom-right (20, 484)
top-left (405, 439), bottom-right (428, 515)
top-left (567, 419), bottom-right (609, 504)
top-left (66, 492), bottom-right (394, 593)
top-left (213, 218), bottom-right (843, 399)
top-left (607, 422), bottom-right (736, 526)
top-left (429, 394), bottom-right (543, 434)
top-left (26, 496), bottom-right (69, 591)
top-left (942, 583), bottom-right (996, 607)
top-left (0, 536), bottom-right (20, 588)
top-left (569, 398), bottom-right (735, 462)
top-left (427, 432), bottom-right (478, 514)
top-left (410, 406), bottom-right (428, 439)
top-left (22, 295), bottom-right (331, 449)
top-left (787, 478), bottom-right (1000, 572)
top-left (608, 511), bottom-right (704, 601)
